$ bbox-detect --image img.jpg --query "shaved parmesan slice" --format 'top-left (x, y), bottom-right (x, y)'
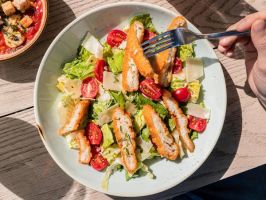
top-left (103, 71), bottom-right (122, 91)
top-left (185, 58), bottom-right (204, 82)
top-left (172, 69), bottom-right (186, 81)
top-left (57, 75), bottom-right (82, 98)
top-left (98, 104), bottom-right (119, 126)
top-left (82, 33), bottom-right (103, 58)
top-left (187, 103), bottom-right (210, 119)
top-left (98, 85), bottom-right (112, 102)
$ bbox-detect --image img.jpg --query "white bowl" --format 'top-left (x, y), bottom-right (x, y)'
top-left (34, 2), bottom-right (226, 197)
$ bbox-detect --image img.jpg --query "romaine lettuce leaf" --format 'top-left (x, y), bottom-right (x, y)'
top-left (141, 127), bottom-right (150, 142)
top-left (107, 49), bottom-right (124, 74)
top-left (103, 43), bottom-right (113, 59)
top-left (63, 60), bottom-right (94, 79)
top-left (133, 110), bottom-right (145, 133)
top-left (91, 100), bottom-right (113, 119)
top-left (135, 93), bottom-right (168, 119)
top-left (109, 91), bottom-right (125, 109)
top-left (102, 144), bottom-right (120, 164)
top-left (130, 13), bottom-right (157, 33)
top-left (188, 80), bottom-right (201, 103)
top-left (168, 118), bottom-right (176, 132)
top-left (190, 131), bottom-right (198, 140)
top-left (178, 43), bottom-right (195, 62)
top-left (101, 124), bottom-right (114, 149)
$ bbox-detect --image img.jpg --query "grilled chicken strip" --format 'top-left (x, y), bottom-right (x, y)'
top-left (142, 105), bottom-right (179, 160)
top-left (162, 90), bottom-right (195, 152)
top-left (152, 16), bottom-right (187, 87)
top-left (124, 21), bottom-right (158, 84)
top-left (112, 108), bottom-right (138, 173)
top-left (59, 100), bottom-right (90, 135)
top-left (122, 21), bottom-right (143, 92)
top-left (77, 130), bottom-right (92, 164)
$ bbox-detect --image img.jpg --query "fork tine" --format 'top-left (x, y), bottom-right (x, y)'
top-left (142, 37), bottom-right (174, 51)
top-left (145, 42), bottom-right (177, 58)
top-left (141, 30), bottom-right (172, 47)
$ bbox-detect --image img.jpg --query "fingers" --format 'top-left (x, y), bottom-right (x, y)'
top-left (218, 11), bottom-right (266, 56)
top-left (237, 11), bottom-right (266, 31)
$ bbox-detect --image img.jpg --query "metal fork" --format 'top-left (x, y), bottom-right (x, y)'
top-left (142, 28), bottom-right (250, 58)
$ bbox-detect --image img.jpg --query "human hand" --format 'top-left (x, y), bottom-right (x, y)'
top-left (218, 11), bottom-right (266, 107)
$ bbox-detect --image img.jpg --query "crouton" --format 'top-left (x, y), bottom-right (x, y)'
top-left (20, 15), bottom-right (33, 28)
top-left (2, 1), bottom-right (16, 16)
top-left (13, 0), bottom-right (31, 13)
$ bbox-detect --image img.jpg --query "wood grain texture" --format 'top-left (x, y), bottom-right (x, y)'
top-left (0, 0), bottom-right (266, 199)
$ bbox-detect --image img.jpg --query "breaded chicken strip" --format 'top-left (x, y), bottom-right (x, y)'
top-left (59, 100), bottom-right (90, 135)
top-left (112, 108), bottom-right (138, 174)
top-left (122, 21), bottom-right (143, 92)
top-left (162, 90), bottom-right (195, 152)
top-left (142, 105), bottom-right (179, 160)
top-left (125, 21), bottom-right (158, 83)
top-left (152, 16), bottom-right (187, 87)
top-left (77, 130), bottom-right (92, 164)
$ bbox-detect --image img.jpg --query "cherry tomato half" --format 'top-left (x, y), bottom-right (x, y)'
top-left (86, 122), bottom-right (103, 145)
top-left (143, 29), bottom-right (157, 42)
top-left (188, 116), bottom-right (207, 133)
top-left (107, 29), bottom-right (127, 47)
top-left (140, 78), bottom-right (162, 100)
top-left (94, 59), bottom-right (105, 82)
top-left (81, 77), bottom-right (98, 98)
top-left (91, 145), bottom-right (101, 155)
top-left (172, 87), bottom-right (191, 102)
top-left (90, 153), bottom-right (109, 171)
top-left (172, 57), bottom-right (183, 74)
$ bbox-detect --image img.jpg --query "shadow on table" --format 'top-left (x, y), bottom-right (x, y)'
top-left (0, 117), bottom-right (85, 200)
top-left (108, 63), bottom-right (242, 200)
top-left (0, 0), bottom-right (76, 83)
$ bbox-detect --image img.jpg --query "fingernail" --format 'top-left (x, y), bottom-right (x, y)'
top-left (253, 20), bottom-right (265, 32)
top-left (226, 51), bottom-right (233, 57)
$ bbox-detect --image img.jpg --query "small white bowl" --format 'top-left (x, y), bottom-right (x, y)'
top-left (34, 2), bottom-right (226, 197)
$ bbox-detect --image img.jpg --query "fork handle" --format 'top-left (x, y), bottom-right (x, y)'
top-left (204, 30), bottom-right (250, 39)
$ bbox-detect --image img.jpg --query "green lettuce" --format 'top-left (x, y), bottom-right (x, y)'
top-left (133, 110), bottom-right (145, 133)
top-left (188, 80), bottom-right (201, 103)
top-left (103, 43), bottom-right (113, 59)
top-left (101, 124), bottom-right (114, 149)
top-left (170, 78), bottom-right (186, 91)
top-left (190, 131), bottom-right (198, 140)
top-left (125, 162), bottom-right (155, 181)
top-left (135, 94), bottom-right (168, 119)
top-left (168, 118), bottom-right (176, 132)
top-left (63, 60), bottom-right (94, 79)
top-left (179, 44), bottom-right (195, 62)
top-left (109, 91), bottom-right (125, 109)
top-left (78, 46), bottom-right (91, 61)
top-left (91, 100), bottom-right (113, 119)
top-left (141, 127), bottom-right (150, 142)
top-left (130, 13), bottom-right (157, 33)
top-left (102, 144), bottom-right (120, 164)
top-left (107, 49), bottom-right (124, 74)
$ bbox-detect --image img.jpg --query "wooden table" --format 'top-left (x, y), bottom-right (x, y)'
top-left (0, 0), bottom-right (266, 199)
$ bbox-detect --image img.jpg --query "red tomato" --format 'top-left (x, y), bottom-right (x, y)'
top-left (140, 78), bottom-right (162, 100)
top-left (94, 59), bottom-right (105, 82)
top-left (172, 87), bottom-right (191, 102)
top-left (90, 153), bottom-right (109, 171)
top-left (172, 57), bottom-right (183, 74)
top-left (91, 145), bottom-right (101, 155)
top-left (188, 116), bottom-right (207, 133)
top-left (143, 29), bottom-right (157, 41)
top-left (107, 29), bottom-right (127, 47)
top-left (86, 122), bottom-right (103, 145)
top-left (81, 77), bottom-right (98, 98)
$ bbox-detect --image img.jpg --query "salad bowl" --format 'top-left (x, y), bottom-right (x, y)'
top-left (34, 2), bottom-right (226, 197)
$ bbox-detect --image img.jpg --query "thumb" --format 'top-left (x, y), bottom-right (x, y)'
top-left (251, 19), bottom-right (266, 56)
